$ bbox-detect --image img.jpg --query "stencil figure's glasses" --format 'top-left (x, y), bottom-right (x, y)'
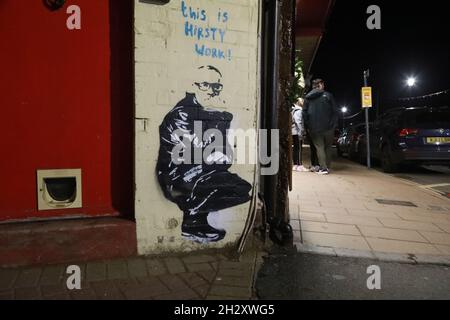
top-left (195, 82), bottom-right (224, 97)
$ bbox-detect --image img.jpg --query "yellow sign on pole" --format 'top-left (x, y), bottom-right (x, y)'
top-left (361, 87), bottom-right (373, 108)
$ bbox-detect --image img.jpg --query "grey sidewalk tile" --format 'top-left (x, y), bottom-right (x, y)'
top-left (154, 288), bottom-right (200, 300)
top-left (40, 265), bottom-right (64, 286)
top-left (44, 292), bottom-right (72, 300)
top-left (106, 260), bottom-right (129, 280)
top-left (163, 257), bottom-right (186, 274)
top-left (145, 258), bottom-right (167, 276)
top-left (178, 272), bottom-right (209, 288)
top-left (206, 295), bottom-right (237, 300)
top-left (40, 284), bottom-right (70, 298)
top-left (14, 287), bottom-right (42, 300)
top-left (208, 285), bottom-right (252, 299)
top-left (0, 269), bottom-right (19, 290)
top-left (70, 288), bottom-right (98, 300)
top-left (186, 263), bottom-right (213, 273)
top-left (210, 262), bottom-right (219, 271)
top-left (121, 288), bottom-right (154, 300)
top-left (121, 282), bottom-right (169, 300)
top-left (158, 274), bottom-right (190, 291)
top-left (192, 284), bottom-right (210, 298)
top-left (91, 280), bottom-right (124, 300)
top-left (214, 276), bottom-right (252, 288)
top-left (86, 262), bottom-right (107, 282)
top-left (294, 243), bottom-right (337, 257)
top-left (127, 258), bottom-right (148, 278)
top-left (15, 268), bottom-right (43, 288)
top-left (112, 278), bottom-right (139, 291)
top-left (133, 276), bottom-right (171, 298)
top-left (220, 261), bottom-right (253, 270)
top-left (216, 268), bottom-right (252, 278)
top-left (215, 254), bottom-right (229, 261)
top-left (182, 255), bottom-right (217, 264)
top-left (0, 290), bottom-right (14, 300)
top-left (239, 251), bottom-right (257, 263)
top-left (197, 270), bottom-right (217, 283)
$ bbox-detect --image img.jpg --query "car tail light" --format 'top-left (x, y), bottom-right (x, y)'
top-left (398, 128), bottom-right (418, 137)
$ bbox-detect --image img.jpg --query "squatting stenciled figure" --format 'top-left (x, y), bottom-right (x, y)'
top-left (156, 66), bottom-right (252, 243)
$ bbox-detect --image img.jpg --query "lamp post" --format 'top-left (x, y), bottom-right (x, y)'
top-left (341, 106), bottom-right (348, 131)
top-left (363, 69), bottom-right (371, 169)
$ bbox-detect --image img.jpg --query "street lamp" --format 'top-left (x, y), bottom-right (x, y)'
top-left (341, 106), bottom-right (348, 131)
top-left (406, 77), bottom-right (416, 87)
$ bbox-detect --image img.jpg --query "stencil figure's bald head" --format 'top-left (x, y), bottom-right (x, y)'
top-left (191, 66), bottom-right (224, 108)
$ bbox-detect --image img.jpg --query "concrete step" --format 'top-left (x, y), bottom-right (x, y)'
top-left (0, 217), bottom-right (137, 268)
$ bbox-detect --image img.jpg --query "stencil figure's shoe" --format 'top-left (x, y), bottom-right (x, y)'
top-left (182, 213), bottom-right (226, 243)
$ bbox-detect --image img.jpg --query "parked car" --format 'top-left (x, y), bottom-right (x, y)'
top-left (333, 128), bottom-right (341, 146)
top-left (370, 106), bottom-right (450, 172)
top-left (337, 123), bottom-right (370, 162)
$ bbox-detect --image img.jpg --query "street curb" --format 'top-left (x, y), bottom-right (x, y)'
top-left (294, 243), bottom-right (450, 267)
top-left (363, 165), bottom-right (449, 203)
top-left (336, 157), bottom-right (450, 203)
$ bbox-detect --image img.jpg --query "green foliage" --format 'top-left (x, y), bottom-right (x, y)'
top-left (287, 50), bottom-right (305, 107)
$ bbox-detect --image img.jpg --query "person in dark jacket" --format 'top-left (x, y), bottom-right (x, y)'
top-left (303, 79), bottom-right (338, 175)
top-left (156, 66), bottom-right (252, 243)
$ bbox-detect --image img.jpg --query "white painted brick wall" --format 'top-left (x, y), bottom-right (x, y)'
top-left (134, 0), bottom-right (260, 255)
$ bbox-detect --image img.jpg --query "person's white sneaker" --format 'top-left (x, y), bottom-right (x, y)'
top-left (293, 165), bottom-right (299, 171)
top-left (297, 165), bottom-right (309, 172)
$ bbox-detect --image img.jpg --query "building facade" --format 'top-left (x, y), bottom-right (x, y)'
top-left (134, 0), bottom-right (261, 253)
top-left (1, 0), bottom-right (334, 266)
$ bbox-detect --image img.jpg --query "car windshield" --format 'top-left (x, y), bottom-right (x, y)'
top-left (402, 108), bottom-right (450, 128)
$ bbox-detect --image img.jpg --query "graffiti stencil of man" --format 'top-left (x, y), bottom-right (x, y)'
top-left (156, 65), bottom-right (252, 243)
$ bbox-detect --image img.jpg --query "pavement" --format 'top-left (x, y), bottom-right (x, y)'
top-left (389, 165), bottom-right (450, 199)
top-left (0, 243), bottom-right (264, 300)
top-left (290, 146), bottom-right (450, 264)
top-left (256, 251), bottom-right (450, 300)
top-left (2, 146), bottom-right (449, 301)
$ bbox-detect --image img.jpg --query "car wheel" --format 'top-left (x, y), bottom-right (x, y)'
top-left (381, 146), bottom-right (398, 173)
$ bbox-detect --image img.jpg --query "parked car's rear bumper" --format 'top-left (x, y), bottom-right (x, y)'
top-left (392, 147), bottom-right (450, 165)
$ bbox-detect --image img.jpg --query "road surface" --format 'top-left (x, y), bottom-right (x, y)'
top-left (256, 251), bottom-right (450, 300)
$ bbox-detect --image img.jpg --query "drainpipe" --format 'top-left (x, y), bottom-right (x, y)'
top-left (260, 0), bottom-right (294, 246)
top-left (260, 0), bottom-right (279, 225)
top-left (268, 0), bottom-right (280, 222)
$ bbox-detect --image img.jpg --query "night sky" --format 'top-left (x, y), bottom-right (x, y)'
top-left (311, 0), bottom-right (450, 121)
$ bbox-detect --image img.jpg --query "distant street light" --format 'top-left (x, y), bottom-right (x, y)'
top-left (406, 77), bottom-right (416, 87)
top-left (341, 106), bottom-right (348, 131)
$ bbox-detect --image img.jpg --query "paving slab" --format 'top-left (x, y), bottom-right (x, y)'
top-left (291, 155), bottom-right (450, 264)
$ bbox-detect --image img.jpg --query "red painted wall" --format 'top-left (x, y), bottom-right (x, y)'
top-left (0, 0), bottom-right (134, 222)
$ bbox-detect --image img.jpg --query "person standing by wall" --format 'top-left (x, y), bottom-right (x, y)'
top-left (303, 79), bottom-right (338, 175)
top-left (291, 98), bottom-right (308, 172)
